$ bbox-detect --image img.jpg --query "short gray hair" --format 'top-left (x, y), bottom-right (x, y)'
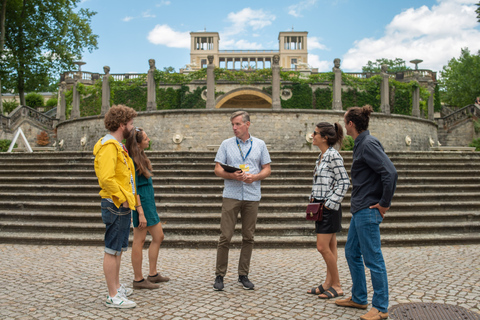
top-left (230, 110), bottom-right (250, 123)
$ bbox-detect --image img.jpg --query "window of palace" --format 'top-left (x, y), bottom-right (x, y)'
top-left (195, 37), bottom-right (214, 51)
top-left (284, 36), bottom-right (303, 50)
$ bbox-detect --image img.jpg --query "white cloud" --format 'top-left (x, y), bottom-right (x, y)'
top-left (342, 0), bottom-right (480, 72)
top-left (147, 25), bottom-right (190, 48)
top-left (288, 0), bottom-right (318, 17)
top-left (123, 16), bottom-right (133, 22)
top-left (142, 10), bottom-right (156, 18)
top-left (308, 54), bottom-right (330, 71)
top-left (156, 0), bottom-right (170, 6)
top-left (224, 8), bottom-right (276, 37)
top-left (308, 36), bottom-right (328, 51)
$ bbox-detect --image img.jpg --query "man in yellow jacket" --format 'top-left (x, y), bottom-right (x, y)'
top-left (93, 104), bottom-right (138, 309)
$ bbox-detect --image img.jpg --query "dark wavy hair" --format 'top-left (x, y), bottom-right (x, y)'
top-left (316, 122), bottom-right (344, 148)
top-left (104, 104), bottom-right (137, 132)
top-left (126, 127), bottom-right (153, 179)
top-left (345, 105), bottom-right (373, 133)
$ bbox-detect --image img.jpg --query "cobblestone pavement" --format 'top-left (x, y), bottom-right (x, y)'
top-left (0, 244), bottom-right (479, 320)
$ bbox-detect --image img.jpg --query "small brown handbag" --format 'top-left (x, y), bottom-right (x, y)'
top-left (306, 202), bottom-right (324, 221)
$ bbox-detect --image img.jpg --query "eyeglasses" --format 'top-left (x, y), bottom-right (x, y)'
top-left (135, 127), bottom-right (141, 132)
top-left (312, 131), bottom-right (321, 136)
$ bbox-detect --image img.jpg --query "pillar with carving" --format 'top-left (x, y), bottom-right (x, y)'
top-left (411, 72), bottom-right (420, 118)
top-left (147, 59), bottom-right (157, 111)
top-left (58, 81), bottom-right (66, 121)
top-left (380, 64), bottom-right (390, 115)
top-left (206, 55), bottom-right (215, 109)
top-left (70, 74), bottom-right (81, 119)
top-left (272, 54), bottom-right (281, 110)
top-left (427, 80), bottom-right (434, 120)
top-left (101, 66), bottom-right (111, 116)
top-left (332, 58), bottom-right (342, 111)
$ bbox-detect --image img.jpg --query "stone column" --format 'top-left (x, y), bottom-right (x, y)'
top-left (427, 80), bottom-right (434, 120)
top-left (332, 58), bottom-right (342, 110)
top-left (411, 72), bottom-right (420, 118)
top-left (271, 55), bottom-right (281, 110)
top-left (380, 64), bottom-right (390, 115)
top-left (206, 55), bottom-right (215, 109)
top-left (58, 81), bottom-right (66, 121)
top-left (101, 66), bottom-right (111, 116)
top-left (70, 74), bottom-right (81, 119)
top-left (147, 59), bottom-right (157, 111)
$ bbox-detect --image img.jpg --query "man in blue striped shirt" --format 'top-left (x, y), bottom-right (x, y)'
top-left (213, 110), bottom-right (271, 291)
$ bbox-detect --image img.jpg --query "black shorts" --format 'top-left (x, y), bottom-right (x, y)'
top-left (313, 200), bottom-right (343, 234)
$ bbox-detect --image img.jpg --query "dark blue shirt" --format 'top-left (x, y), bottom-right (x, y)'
top-left (350, 130), bottom-right (398, 214)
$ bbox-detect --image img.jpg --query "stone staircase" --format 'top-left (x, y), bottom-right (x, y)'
top-left (0, 151), bottom-right (479, 248)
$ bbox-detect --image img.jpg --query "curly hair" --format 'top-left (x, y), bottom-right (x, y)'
top-left (316, 122), bottom-right (344, 148)
top-left (125, 127), bottom-right (153, 179)
top-left (104, 105), bottom-right (137, 132)
top-left (345, 105), bottom-right (373, 133)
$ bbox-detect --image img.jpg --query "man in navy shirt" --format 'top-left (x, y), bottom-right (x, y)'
top-left (336, 105), bottom-right (397, 320)
top-left (212, 110), bottom-right (271, 291)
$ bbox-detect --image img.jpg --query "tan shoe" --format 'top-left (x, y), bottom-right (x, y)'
top-left (360, 307), bottom-right (389, 320)
top-left (147, 273), bottom-right (170, 283)
top-left (132, 279), bottom-right (160, 289)
top-left (335, 296), bottom-right (368, 309)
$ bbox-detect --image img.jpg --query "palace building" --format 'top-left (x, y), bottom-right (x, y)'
top-left (183, 31), bottom-right (311, 71)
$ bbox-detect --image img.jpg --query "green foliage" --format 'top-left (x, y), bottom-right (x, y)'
top-left (0, 140), bottom-right (16, 152)
top-left (439, 48), bottom-right (480, 107)
top-left (474, 119), bottom-right (480, 134)
top-left (434, 83), bottom-right (442, 112)
top-left (1, 0), bottom-right (98, 102)
top-left (25, 92), bottom-right (44, 108)
top-left (281, 83), bottom-right (312, 109)
top-left (341, 75), bottom-right (381, 111)
top-left (45, 97), bottom-right (58, 108)
top-left (469, 137), bottom-right (480, 151)
top-left (157, 87), bottom-right (180, 109)
top-left (179, 86), bottom-right (206, 109)
top-left (314, 88), bottom-right (331, 109)
top-left (341, 136), bottom-right (355, 151)
top-left (2, 100), bottom-right (19, 114)
top-left (362, 58), bottom-right (411, 73)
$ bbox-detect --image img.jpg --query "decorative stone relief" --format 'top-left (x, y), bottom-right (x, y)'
top-left (405, 135), bottom-right (412, 146)
top-left (280, 89), bottom-right (292, 100)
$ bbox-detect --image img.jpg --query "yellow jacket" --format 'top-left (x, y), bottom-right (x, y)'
top-left (93, 135), bottom-right (137, 210)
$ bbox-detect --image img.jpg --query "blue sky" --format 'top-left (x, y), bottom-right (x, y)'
top-left (77, 0), bottom-right (480, 75)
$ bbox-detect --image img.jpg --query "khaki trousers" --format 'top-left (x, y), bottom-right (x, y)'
top-left (215, 198), bottom-right (259, 277)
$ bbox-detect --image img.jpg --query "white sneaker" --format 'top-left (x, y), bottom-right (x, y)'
top-left (105, 293), bottom-right (136, 309)
top-left (118, 284), bottom-right (133, 297)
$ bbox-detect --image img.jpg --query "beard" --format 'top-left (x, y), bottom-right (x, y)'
top-left (122, 126), bottom-right (131, 139)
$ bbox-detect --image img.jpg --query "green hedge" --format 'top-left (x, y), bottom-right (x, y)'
top-left (0, 140), bottom-right (16, 152)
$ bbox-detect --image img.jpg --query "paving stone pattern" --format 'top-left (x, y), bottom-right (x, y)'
top-left (0, 244), bottom-right (479, 319)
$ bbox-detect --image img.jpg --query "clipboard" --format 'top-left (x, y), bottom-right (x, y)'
top-left (219, 162), bottom-right (242, 173)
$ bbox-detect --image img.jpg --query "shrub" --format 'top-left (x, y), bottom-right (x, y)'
top-left (2, 100), bottom-right (19, 114)
top-left (0, 139), bottom-right (17, 152)
top-left (46, 97), bottom-right (58, 108)
top-left (469, 138), bottom-right (480, 151)
top-left (36, 131), bottom-right (50, 146)
top-left (341, 135), bottom-right (355, 151)
top-left (25, 92), bottom-right (44, 108)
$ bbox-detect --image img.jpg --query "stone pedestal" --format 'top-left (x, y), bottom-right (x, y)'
top-left (206, 56), bottom-right (215, 109)
top-left (101, 66), bottom-right (111, 116)
top-left (147, 59), bottom-right (157, 111)
top-left (70, 76), bottom-right (80, 119)
top-left (380, 65), bottom-right (390, 114)
top-left (412, 85), bottom-right (420, 118)
top-left (272, 54), bottom-right (281, 110)
top-left (332, 69), bottom-right (342, 110)
top-left (427, 80), bottom-right (434, 121)
top-left (58, 81), bottom-right (66, 121)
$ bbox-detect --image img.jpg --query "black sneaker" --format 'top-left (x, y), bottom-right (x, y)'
top-left (213, 275), bottom-right (224, 291)
top-left (238, 275), bottom-right (254, 290)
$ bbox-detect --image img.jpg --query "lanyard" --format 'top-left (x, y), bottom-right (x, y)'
top-left (236, 137), bottom-right (253, 161)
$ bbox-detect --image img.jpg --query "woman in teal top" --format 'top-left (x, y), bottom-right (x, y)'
top-left (126, 127), bottom-right (170, 290)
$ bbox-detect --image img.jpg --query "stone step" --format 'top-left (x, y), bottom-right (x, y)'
top-left (1, 183), bottom-right (479, 194)
top-left (1, 231), bottom-right (479, 247)
top-left (1, 200), bottom-right (479, 213)
top-left (1, 169), bottom-right (479, 178)
top-left (1, 192), bottom-right (479, 204)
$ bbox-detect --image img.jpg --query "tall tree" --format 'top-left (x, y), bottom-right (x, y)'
top-left (439, 48), bottom-right (480, 108)
top-left (362, 58), bottom-right (411, 73)
top-left (0, 0), bottom-right (6, 114)
top-left (0, 0), bottom-right (98, 105)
